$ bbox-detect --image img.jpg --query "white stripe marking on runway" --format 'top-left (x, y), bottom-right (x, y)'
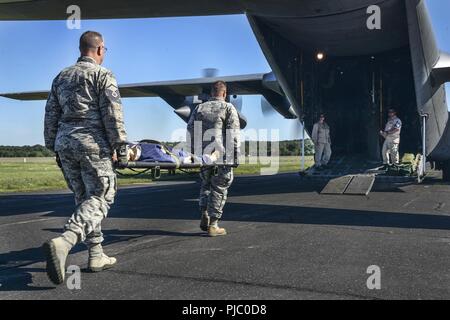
top-left (0, 214), bottom-right (60, 228)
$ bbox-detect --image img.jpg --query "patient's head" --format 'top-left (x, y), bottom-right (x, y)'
top-left (127, 145), bottom-right (142, 161)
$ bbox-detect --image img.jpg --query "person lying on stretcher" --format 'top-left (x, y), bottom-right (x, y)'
top-left (126, 141), bottom-right (221, 165)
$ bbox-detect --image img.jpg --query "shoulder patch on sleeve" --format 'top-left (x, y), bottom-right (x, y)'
top-left (106, 83), bottom-right (121, 103)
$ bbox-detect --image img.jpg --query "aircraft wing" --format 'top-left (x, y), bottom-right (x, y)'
top-left (0, 73), bottom-right (267, 101)
top-left (0, 0), bottom-right (243, 20)
top-left (118, 73), bottom-right (267, 98)
top-left (0, 90), bottom-right (50, 101)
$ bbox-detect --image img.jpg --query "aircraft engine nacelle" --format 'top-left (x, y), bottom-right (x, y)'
top-left (174, 95), bottom-right (247, 129)
top-left (228, 94), bottom-right (243, 112)
top-left (183, 95), bottom-right (205, 107)
top-left (261, 72), bottom-right (297, 119)
top-left (182, 94), bottom-right (242, 112)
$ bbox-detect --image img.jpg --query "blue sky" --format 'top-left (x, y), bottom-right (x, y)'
top-left (0, 2), bottom-right (449, 146)
top-left (0, 14), bottom-right (300, 145)
top-left (426, 0), bottom-right (450, 115)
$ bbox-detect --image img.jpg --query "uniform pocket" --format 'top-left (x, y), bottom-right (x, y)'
top-left (218, 167), bottom-right (234, 186)
top-left (81, 154), bottom-right (116, 207)
top-left (103, 175), bottom-right (117, 205)
top-left (86, 154), bottom-right (114, 177)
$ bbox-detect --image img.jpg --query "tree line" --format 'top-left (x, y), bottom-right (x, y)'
top-left (0, 145), bottom-right (55, 157)
top-left (241, 140), bottom-right (315, 157)
top-left (0, 140), bottom-right (315, 158)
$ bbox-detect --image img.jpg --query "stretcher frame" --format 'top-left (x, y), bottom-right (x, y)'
top-left (113, 141), bottom-right (236, 179)
top-left (114, 160), bottom-right (235, 179)
top-left (115, 161), bottom-right (222, 170)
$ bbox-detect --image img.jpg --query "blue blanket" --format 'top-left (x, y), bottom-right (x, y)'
top-left (138, 143), bottom-right (190, 163)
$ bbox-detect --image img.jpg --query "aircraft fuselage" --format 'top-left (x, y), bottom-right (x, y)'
top-left (246, 0), bottom-right (450, 169)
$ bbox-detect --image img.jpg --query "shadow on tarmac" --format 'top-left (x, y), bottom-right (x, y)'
top-left (0, 174), bottom-right (449, 292)
top-left (0, 174), bottom-right (449, 230)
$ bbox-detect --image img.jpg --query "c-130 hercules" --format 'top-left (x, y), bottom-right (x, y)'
top-left (1, 0), bottom-right (450, 180)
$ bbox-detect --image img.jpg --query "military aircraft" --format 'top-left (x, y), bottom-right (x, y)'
top-left (1, 0), bottom-right (450, 180)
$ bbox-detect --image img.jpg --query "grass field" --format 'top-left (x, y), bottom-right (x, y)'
top-left (0, 156), bottom-right (313, 193)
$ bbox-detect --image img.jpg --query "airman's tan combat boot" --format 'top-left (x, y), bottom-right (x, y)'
top-left (88, 244), bottom-right (117, 272)
top-left (42, 230), bottom-right (78, 285)
top-left (208, 219), bottom-right (227, 237)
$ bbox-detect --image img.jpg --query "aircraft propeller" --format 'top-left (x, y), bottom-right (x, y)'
top-left (261, 96), bottom-right (277, 117)
top-left (201, 68), bottom-right (243, 112)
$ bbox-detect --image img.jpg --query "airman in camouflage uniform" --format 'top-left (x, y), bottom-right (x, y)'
top-left (42, 31), bottom-right (127, 285)
top-left (187, 81), bottom-right (240, 237)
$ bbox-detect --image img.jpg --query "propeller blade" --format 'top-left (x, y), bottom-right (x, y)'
top-left (202, 68), bottom-right (219, 78)
top-left (200, 68), bottom-right (246, 128)
top-left (237, 111), bottom-right (247, 129)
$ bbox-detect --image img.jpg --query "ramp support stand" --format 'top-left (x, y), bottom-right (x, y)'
top-left (419, 113), bottom-right (429, 183)
top-left (301, 119), bottom-right (305, 172)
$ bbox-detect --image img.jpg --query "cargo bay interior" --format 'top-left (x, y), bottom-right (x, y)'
top-left (301, 47), bottom-right (421, 163)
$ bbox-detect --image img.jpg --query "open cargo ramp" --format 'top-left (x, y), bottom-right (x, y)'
top-left (321, 174), bottom-right (376, 196)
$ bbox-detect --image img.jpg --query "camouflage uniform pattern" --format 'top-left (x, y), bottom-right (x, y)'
top-left (199, 166), bottom-right (234, 219)
top-left (59, 150), bottom-right (116, 244)
top-left (187, 97), bottom-right (240, 219)
top-left (44, 56), bottom-right (127, 244)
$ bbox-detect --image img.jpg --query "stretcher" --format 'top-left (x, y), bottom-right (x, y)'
top-left (114, 160), bottom-right (227, 179)
top-left (113, 140), bottom-right (236, 179)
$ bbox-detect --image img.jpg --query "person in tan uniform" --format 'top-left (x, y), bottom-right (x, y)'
top-left (379, 108), bottom-right (402, 168)
top-left (312, 113), bottom-right (332, 170)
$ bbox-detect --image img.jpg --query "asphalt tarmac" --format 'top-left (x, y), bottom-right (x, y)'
top-left (0, 173), bottom-right (449, 299)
